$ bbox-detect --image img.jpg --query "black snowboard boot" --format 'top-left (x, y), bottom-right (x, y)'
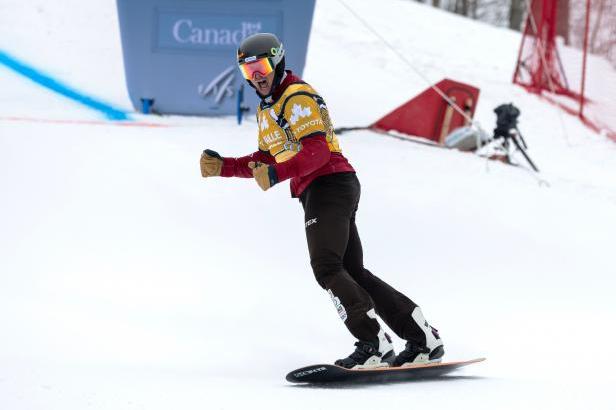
top-left (335, 330), bottom-right (395, 369)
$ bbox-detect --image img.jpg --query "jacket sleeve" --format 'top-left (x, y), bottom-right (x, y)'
top-left (221, 150), bottom-right (275, 178)
top-left (273, 135), bottom-right (331, 182)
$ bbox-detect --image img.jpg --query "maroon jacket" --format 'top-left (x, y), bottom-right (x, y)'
top-left (220, 72), bottom-right (355, 197)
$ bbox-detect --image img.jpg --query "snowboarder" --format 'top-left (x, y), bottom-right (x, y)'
top-left (200, 33), bottom-right (444, 369)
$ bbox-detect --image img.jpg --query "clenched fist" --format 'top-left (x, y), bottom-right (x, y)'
top-left (248, 161), bottom-right (278, 191)
top-left (200, 149), bottom-right (223, 177)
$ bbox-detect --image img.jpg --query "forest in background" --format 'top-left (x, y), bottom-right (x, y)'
top-left (410, 0), bottom-right (615, 66)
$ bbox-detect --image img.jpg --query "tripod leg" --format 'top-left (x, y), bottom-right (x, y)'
top-left (511, 136), bottom-right (539, 172)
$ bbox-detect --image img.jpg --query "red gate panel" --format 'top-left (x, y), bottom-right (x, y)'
top-left (372, 78), bottom-right (480, 143)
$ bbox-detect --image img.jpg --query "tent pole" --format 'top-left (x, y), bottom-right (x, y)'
top-left (579, 0), bottom-right (591, 119)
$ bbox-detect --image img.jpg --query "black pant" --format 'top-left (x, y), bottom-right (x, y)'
top-left (300, 172), bottom-right (423, 344)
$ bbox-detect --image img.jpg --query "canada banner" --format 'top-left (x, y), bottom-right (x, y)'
top-left (116, 0), bottom-right (316, 116)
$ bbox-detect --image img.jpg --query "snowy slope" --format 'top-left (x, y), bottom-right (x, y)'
top-left (1, 1), bottom-right (616, 409)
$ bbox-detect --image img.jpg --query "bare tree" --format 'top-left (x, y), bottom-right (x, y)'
top-left (454, 0), bottom-right (470, 15)
top-left (556, 0), bottom-right (570, 44)
top-left (509, 0), bottom-right (525, 31)
top-left (589, 0), bottom-right (606, 53)
top-left (469, 0), bottom-right (478, 18)
top-left (475, 0), bottom-right (510, 26)
top-left (421, 0), bottom-right (524, 28)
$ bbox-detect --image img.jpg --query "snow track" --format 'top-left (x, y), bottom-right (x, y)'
top-left (1, 0), bottom-right (615, 409)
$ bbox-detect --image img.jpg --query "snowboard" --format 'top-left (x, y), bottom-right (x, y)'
top-left (286, 358), bottom-right (485, 384)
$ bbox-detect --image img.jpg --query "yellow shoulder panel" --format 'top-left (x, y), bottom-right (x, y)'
top-left (283, 93), bottom-right (326, 140)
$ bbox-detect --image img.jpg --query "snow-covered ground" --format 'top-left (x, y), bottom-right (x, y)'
top-left (1, 0), bottom-right (616, 409)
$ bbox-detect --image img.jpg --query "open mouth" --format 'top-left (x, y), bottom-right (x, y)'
top-left (257, 78), bottom-right (269, 89)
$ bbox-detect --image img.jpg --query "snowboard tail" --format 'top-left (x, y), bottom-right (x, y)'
top-left (286, 358), bottom-right (485, 384)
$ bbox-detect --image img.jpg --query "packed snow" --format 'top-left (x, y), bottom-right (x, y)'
top-left (1, 0), bottom-right (615, 409)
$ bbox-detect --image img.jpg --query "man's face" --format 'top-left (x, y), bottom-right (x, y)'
top-left (249, 70), bottom-right (275, 96)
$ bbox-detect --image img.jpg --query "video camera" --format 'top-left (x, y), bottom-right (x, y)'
top-left (493, 103), bottom-right (520, 139)
top-left (491, 103), bottom-right (538, 172)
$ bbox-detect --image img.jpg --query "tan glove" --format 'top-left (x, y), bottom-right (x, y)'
top-left (248, 161), bottom-right (278, 191)
top-left (200, 149), bottom-right (223, 177)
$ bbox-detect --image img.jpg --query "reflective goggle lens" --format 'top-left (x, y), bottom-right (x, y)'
top-left (239, 58), bottom-right (274, 80)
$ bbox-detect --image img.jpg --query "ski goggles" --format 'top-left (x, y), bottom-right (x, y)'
top-left (238, 57), bottom-right (274, 80)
